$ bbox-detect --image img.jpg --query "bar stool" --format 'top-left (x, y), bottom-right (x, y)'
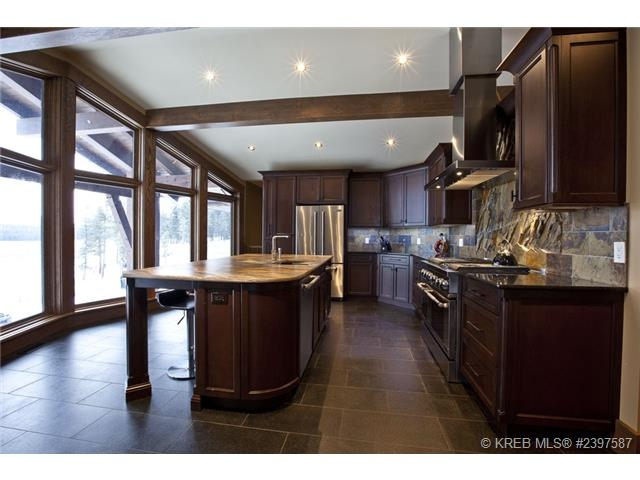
top-left (155, 289), bottom-right (195, 380)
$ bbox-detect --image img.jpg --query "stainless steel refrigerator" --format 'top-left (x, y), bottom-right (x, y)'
top-left (295, 205), bottom-right (344, 299)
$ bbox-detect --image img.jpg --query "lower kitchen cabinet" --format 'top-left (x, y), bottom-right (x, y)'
top-left (378, 254), bottom-right (411, 308)
top-left (460, 276), bottom-right (624, 433)
top-left (346, 253), bottom-right (377, 297)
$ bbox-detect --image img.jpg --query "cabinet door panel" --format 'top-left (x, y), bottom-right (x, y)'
top-left (404, 169), bottom-right (427, 226)
top-left (274, 176), bottom-right (296, 234)
top-left (394, 265), bottom-right (410, 303)
top-left (347, 260), bottom-right (376, 296)
top-left (195, 288), bottom-right (241, 399)
top-left (557, 32), bottom-right (623, 203)
top-left (515, 49), bottom-right (549, 209)
top-left (321, 176), bottom-right (347, 203)
top-left (349, 176), bottom-right (382, 227)
top-left (378, 264), bottom-right (395, 300)
top-left (427, 190), bottom-right (444, 226)
top-left (297, 176), bottom-right (321, 204)
top-left (384, 174), bottom-right (404, 226)
top-left (242, 284), bottom-right (299, 399)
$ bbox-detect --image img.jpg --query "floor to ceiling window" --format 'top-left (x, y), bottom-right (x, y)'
top-left (155, 145), bottom-right (194, 266)
top-left (73, 95), bottom-right (138, 305)
top-left (0, 69), bottom-right (46, 325)
top-left (207, 177), bottom-right (234, 259)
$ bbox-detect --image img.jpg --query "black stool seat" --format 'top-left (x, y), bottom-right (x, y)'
top-left (155, 289), bottom-right (195, 380)
top-left (156, 289), bottom-right (195, 311)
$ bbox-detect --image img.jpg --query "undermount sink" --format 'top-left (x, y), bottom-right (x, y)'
top-left (270, 260), bottom-right (310, 265)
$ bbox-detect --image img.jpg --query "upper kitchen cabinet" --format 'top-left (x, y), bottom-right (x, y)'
top-left (384, 166), bottom-right (427, 227)
top-left (498, 28), bottom-right (626, 209)
top-left (261, 172), bottom-right (296, 253)
top-left (425, 143), bottom-right (472, 226)
top-left (296, 171), bottom-right (350, 204)
top-left (348, 173), bottom-right (383, 227)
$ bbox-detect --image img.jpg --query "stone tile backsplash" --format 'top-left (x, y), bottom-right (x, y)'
top-left (448, 173), bottom-right (629, 286)
top-left (348, 227), bottom-right (451, 258)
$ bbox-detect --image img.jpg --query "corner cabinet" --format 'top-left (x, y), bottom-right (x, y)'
top-left (348, 173), bottom-right (382, 227)
top-left (460, 276), bottom-right (624, 433)
top-left (384, 167), bottom-right (427, 227)
top-left (498, 28), bottom-right (626, 209)
top-left (424, 143), bottom-right (471, 226)
top-left (261, 173), bottom-right (296, 254)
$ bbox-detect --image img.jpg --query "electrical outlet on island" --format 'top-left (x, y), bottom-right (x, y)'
top-left (613, 242), bottom-right (626, 263)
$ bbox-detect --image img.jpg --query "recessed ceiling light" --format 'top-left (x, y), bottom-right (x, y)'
top-left (295, 61), bottom-right (307, 73)
top-left (314, 141), bottom-right (323, 149)
top-left (385, 137), bottom-right (397, 148)
top-left (396, 52), bottom-right (410, 66)
top-left (204, 69), bottom-right (217, 82)
top-left (248, 145), bottom-right (256, 151)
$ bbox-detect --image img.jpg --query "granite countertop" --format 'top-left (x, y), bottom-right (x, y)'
top-left (123, 254), bottom-right (332, 283)
top-left (464, 271), bottom-right (627, 291)
top-left (348, 250), bottom-right (412, 256)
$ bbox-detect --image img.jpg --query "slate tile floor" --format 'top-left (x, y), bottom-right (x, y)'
top-left (0, 300), bottom-right (601, 454)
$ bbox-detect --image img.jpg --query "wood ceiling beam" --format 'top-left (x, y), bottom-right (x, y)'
top-left (0, 28), bottom-right (192, 54)
top-left (146, 90), bottom-right (456, 131)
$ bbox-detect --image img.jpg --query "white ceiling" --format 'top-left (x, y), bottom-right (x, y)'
top-left (50, 27), bottom-right (528, 181)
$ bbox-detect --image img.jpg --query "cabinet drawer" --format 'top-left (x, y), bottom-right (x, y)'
top-left (460, 333), bottom-right (497, 413)
top-left (348, 253), bottom-right (376, 264)
top-left (379, 254), bottom-right (409, 266)
top-left (462, 277), bottom-right (500, 314)
top-left (461, 298), bottom-right (499, 357)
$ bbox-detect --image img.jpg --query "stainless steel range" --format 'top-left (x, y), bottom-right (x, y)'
top-left (416, 257), bottom-right (529, 382)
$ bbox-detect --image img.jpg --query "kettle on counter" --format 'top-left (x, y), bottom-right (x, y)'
top-left (492, 239), bottom-right (518, 266)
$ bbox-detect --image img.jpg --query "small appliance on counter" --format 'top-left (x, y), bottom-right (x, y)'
top-left (379, 236), bottom-right (392, 252)
top-left (433, 233), bottom-right (449, 258)
top-left (492, 239), bottom-right (518, 266)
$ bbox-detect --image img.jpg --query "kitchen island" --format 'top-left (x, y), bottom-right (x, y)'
top-left (122, 254), bottom-right (332, 410)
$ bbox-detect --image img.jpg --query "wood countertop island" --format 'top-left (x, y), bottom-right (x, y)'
top-left (123, 254), bottom-right (333, 410)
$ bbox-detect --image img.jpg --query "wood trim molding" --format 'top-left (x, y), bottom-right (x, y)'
top-left (0, 28), bottom-right (192, 55)
top-left (613, 419), bottom-right (640, 454)
top-left (147, 90), bottom-right (455, 131)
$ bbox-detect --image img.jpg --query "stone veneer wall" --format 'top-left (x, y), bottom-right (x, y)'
top-left (448, 173), bottom-right (629, 286)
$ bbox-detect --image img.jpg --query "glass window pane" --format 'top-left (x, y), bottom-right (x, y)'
top-left (0, 163), bottom-right (43, 324)
top-left (74, 182), bottom-right (133, 304)
top-left (156, 193), bottom-right (191, 266)
top-left (156, 147), bottom-right (192, 188)
top-left (0, 69), bottom-right (43, 160)
top-left (74, 96), bottom-right (134, 178)
top-left (207, 178), bottom-right (231, 195)
top-left (207, 200), bottom-right (232, 259)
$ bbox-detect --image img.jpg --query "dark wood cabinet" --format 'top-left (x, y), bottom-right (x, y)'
top-left (261, 173), bottom-right (296, 253)
top-left (296, 173), bottom-right (348, 204)
top-left (384, 167), bottom-right (427, 227)
top-left (194, 263), bottom-right (332, 408)
top-left (348, 173), bottom-right (382, 227)
top-left (378, 254), bottom-right (411, 308)
top-left (425, 143), bottom-right (471, 226)
top-left (460, 276), bottom-right (624, 433)
top-left (499, 28), bottom-right (626, 209)
top-left (346, 253), bottom-right (377, 297)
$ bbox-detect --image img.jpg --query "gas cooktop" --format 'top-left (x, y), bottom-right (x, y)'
top-left (425, 257), bottom-right (530, 274)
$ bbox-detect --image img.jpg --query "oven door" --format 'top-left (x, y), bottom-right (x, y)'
top-left (417, 282), bottom-right (456, 359)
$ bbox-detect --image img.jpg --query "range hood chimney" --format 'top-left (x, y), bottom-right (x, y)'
top-left (426, 28), bottom-right (515, 190)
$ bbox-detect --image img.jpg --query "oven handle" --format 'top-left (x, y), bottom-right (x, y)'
top-left (417, 282), bottom-right (449, 309)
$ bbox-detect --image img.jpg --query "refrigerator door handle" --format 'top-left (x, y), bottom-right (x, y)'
top-left (313, 211), bottom-right (318, 255)
top-left (320, 210), bottom-right (325, 255)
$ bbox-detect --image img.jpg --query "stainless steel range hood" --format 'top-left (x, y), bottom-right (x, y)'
top-left (426, 28), bottom-right (515, 191)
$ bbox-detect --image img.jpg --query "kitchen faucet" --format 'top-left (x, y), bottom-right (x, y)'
top-left (271, 234), bottom-right (289, 261)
